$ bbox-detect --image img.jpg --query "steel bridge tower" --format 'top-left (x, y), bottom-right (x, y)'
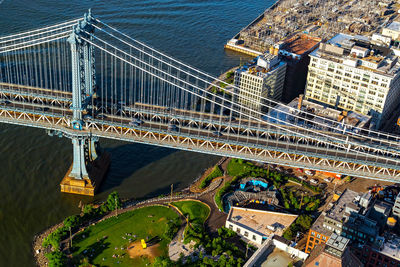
top-left (60, 10), bottom-right (110, 196)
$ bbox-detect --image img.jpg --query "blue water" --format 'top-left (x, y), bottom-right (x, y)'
top-left (0, 0), bottom-right (273, 265)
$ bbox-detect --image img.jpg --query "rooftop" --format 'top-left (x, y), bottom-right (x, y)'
top-left (264, 97), bottom-right (371, 133)
top-left (325, 233), bottom-right (350, 254)
top-left (326, 189), bottom-right (360, 222)
top-left (385, 21), bottom-right (400, 32)
top-left (236, 54), bottom-right (285, 78)
top-left (381, 235), bottom-right (400, 261)
top-left (312, 33), bottom-right (400, 76)
top-left (310, 213), bottom-right (333, 237)
top-left (227, 207), bottom-right (297, 237)
top-left (279, 34), bottom-right (321, 56)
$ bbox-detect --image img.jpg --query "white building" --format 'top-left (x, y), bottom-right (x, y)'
top-left (304, 33), bottom-right (400, 128)
top-left (225, 207), bottom-right (297, 245)
top-left (382, 21), bottom-right (400, 40)
top-left (234, 54), bottom-right (286, 116)
top-left (393, 192), bottom-right (400, 218)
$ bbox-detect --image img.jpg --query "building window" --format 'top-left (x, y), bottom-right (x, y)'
top-left (236, 228), bottom-right (241, 234)
top-left (253, 235), bottom-right (257, 241)
top-left (229, 224), bottom-right (233, 230)
top-left (244, 231), bottom-right (249, 237)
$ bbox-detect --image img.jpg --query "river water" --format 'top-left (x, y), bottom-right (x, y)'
top-left (0, 0), bottom-right (272, 265)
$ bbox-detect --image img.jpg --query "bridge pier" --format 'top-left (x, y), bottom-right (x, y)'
top-left (60, 137), bottom-right (110, 196)
top-left (59, 10), bottom-right (110, 196)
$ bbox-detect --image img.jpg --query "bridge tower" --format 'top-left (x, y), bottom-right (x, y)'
top-left (60, 10), bottom-right (110, 196)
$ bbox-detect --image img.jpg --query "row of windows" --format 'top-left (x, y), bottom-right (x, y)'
top-left (311, 57), bottom-right (390, 83)
top-left (228, 224), bottom-right (258, 241)
top-left (307, 78), bottom-right (387, 98)
top-left (308, 66), bottom-right (389, 89)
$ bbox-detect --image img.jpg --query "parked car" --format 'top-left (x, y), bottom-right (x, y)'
top-left (324, 177), bottom-right (333, 183)
top-left (299, 175), bottom-right (308, 181)
top-left (310, 179), bottom-right (319, 185)
top-left (305, 170), bottom-right (314, 175)
top-left (297, 168), bottom-right (304, 173)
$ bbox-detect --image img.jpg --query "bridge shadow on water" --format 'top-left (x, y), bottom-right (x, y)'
top-left (97, 141), bottom-right (180, 196)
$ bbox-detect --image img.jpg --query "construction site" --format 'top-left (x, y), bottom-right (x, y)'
top-left (226, 0), bottom-right (399, 55)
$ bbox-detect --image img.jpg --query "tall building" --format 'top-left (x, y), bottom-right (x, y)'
top-left (234, 54), bottom-right (286, 116)
top-left (305, 189), bottom-right (379, 253)
top-left (304, 33), bottom-right (400, 129)
top-left (273, 34), bottom-right (321, 103)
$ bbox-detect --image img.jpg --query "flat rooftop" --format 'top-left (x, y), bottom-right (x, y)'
top-left (325, 189), bottom-right (360, 222)
top-left (227, 207), bottom-right (297, 236)
top-left (381, 235), bottom-right (400, 261)
top-left (280, 34), bottom-right (321, 55)
top-left (310, 213), bottom-right (333, 237)
top-left (326, 233), bottom-right (349, 253)
top-left (264, 97), bottom-right (371, 133)
top-left (386, 21), bottom-right (400, 32)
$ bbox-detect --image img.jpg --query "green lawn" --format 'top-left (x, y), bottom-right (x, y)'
top-left (72, 206), bottom-right (179, 267)
top-left (171, 201), bottom-right (210, 225)
top-left (226, 158), bottom-right (252, 177)
top-left (199, 165), bottom-right (223, 189)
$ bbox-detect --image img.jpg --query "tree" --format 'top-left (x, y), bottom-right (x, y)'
top-left (63, 215), bottom-right (80, 229)
top-left (82, 204), bottom-right (95, 215)
top-left (297, 215), bottom-right (313, 230)
top-left (153, 256), bottom-right (174, 267)
top-left (45, 251), bottom-right (65, 267)
top-left (106, 191), bottom-right (122, 211)
top-left (283, 227), bottom-right (294, 240)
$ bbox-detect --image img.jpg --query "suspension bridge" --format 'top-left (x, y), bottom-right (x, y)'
top-left (1, 11), bottom-right (400, 195)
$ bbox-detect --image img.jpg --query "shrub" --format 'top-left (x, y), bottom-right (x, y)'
top-left (45, 251), bottom-right (66, 267)
top-left (42, 226), bottom-right (68, 250)
top-left (164, 218), bottom-right (180, 240)
top-left (215, 176), bottom-right (240, 211)
top-left (63, 215), bottom-right (81, 229)
top-left (106, 191), bottom-right (122, 211)
top-left (199, 165), bottom-right (223, 189)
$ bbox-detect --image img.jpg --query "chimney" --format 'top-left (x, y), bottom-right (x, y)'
top-left (298, 94), bottom-right (304, 110)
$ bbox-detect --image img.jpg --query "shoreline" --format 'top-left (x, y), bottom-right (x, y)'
top-left (32, 157), bottom-right (228, 266)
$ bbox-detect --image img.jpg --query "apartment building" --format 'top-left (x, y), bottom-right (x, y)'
top-left (234, 54), bottom-right (286, 116)
top-left (304, 33), bottom-right (400, 128)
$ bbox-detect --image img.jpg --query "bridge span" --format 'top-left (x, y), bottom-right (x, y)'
top-left (1, 11), bottom-right (400, 195)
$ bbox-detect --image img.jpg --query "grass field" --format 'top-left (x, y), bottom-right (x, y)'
top-left (72, 205), bottom-right (179, 267)
top-left (171, 200), bottom-right (210, 225)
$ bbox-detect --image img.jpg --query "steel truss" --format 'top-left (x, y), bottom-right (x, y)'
top-left (0, 108), bottom-right (398, 182)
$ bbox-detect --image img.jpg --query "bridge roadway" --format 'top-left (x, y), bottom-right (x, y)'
top-left (2, 83), bottom-right (399, 157)
top-left (0, 95), bottom-right (399, 182)
top-left (0, 82), bottom-right (72, 103)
